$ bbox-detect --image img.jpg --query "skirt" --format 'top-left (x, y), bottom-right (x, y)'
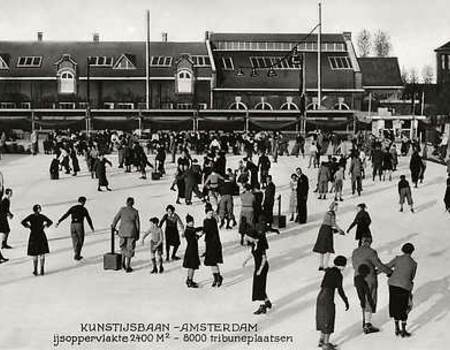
top-left (289, 191), bottom-right (297, 213)
top-left (27, 230), bottom-right (50, 256)
top-left (0, 217), bottom-right (10, 234)
top-left (316, 288), bottom-right (336, 334)
top-left (313, 224), bottom-right (334, 254)
top-left (389, 285), bottom-right (411, 321)
top-left (165, 227), bottom-right (180, 247)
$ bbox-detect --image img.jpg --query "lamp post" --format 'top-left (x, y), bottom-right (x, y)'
top-left (86, 56), bottom-right (92, 136)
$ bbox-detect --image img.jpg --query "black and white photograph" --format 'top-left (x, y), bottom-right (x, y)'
top-left (0, 0), bottom-right (449, 349)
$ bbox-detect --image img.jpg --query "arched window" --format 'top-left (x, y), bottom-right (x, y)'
top-left (306, 103), bottom-right (318, 110)
top-left (280, 102), bottom-right (299, 110)
top-left (177, 69), bottom-right (193, 94)
top-left (229, 101), bottom-right (247, 110)
top-left (58, 70), bottom-right (76, 94)
top-left (334, 103), bottom-right (350, 110)
top-left (254, 102), bottom-right (273, 110)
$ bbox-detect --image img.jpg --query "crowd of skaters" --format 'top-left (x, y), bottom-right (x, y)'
top-left (0, 127), bottom-right (449, 349)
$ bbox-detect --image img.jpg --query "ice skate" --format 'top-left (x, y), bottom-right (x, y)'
top-left (363, 323), bottom-right (380, 334)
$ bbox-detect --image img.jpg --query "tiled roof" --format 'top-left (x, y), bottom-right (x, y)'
top-left (358, 57), bottom-right (403, 87)
top-left (0, 41), bottom-right (210, 78)
top-left (435, 41), bottom-right (450, 52)
top-left (210, 33), bottom-right (345, 43)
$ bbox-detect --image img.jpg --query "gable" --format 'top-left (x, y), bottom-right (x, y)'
top-left (113, 54), bottom-right (136, 70)
top-left (0, 55), bottom-right (9, 69)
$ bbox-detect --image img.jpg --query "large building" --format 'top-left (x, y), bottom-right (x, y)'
top-left (0, 31), bottom-right (404, 131)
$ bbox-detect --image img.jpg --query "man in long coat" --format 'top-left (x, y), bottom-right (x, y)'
top-left (296, 168), bottom-right (309, 224)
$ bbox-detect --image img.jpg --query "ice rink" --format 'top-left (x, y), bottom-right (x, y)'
top-left (0, 151), bottom-right (449, 350)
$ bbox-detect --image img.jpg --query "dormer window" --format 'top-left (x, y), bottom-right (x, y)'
top-left (17, 56), bottom-right (42, 68)
top-left (58, 70), bottom-right (76, 94)
top-left (89, 56), bottom-right (114, 67)
top-left (0, 55), bottom-right (9, 70)
top-left (151, 56), bottom-right (173, 67)
top-left (176, 69), bottom-right (193, 94)
top-left (113, 54), bottom-right (136, 70)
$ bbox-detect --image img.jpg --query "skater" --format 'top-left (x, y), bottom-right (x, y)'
top-left (288, 174), bottom-right (298, 221)
top-left (182, 214), bottom-right (204, 288)
top-left (0, 188), bottom-right (14, 250)
top-left (159, 205), bottom-right (184, 261)
top-left (349, 152), bottom-right (363, 196)
top-left (295, 168), bottom-right (309, 224)
top-left (111, 197), bottom-right (140, 273)
top-left (96, 154), bottom-right (112, 191)
top-left (258, 151), bottom-right (271, 189)
top-left (55, 196), bottom-right (94, 260)
top-left (382, 147), bottom-right (393, 181)
top-left (218, 174), bottom-right (237, 229)
top-left (137, 150), bottom-right (154, 180)
top-left (203, 205), bottom-right (224, 287)
top-left (49, 155), bottom-right (60, 180)
top-left (371, 145), bottom-right (383, 181)
top-left (398, 175), bottom-right (414, 213)
top-left (308, 142), bottom-right (319, 169)
top-left (69, 147), bottom-right (80, 176)
top-left (242, 220), bottom-right (272, 315)
top-left (262, 175), bottom-right (276, 228)
top-left (21, 204), bottom-right (53, 276)
top-left (315, 255), bottom-right (350, 350)
top-left (182, 164), bottom-right (203, 205)
top-left (409, 149), bottom-right (423, 188)
top-left (347, 203), bottom-right (372, 246)
top-left (334, 165), bottom-right (344, 202)
top-left (352, 236), bottom-right (392, 334)
top-left (313, 201), bottom-right (345, 271)
top-left (141, 217), bottom-right (164, 274)
top-left (386, 243), bottom-right (417, 338)
top-left (239, 184), bottom-right (255, 245)
top-left (444, 173), bottom-right (450, 212)
top-left (318, 162), bottom-right (331, 200)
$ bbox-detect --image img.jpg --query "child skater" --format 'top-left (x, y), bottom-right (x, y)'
top-left (334, 165), bottom-right (344, 202)
top-left (141, 217), bottom-right (164, 274)
top-left (354, 264), bottom-right (379, 334)
top-left (398, 175), bottom-right (414, 213)
top-left (316, 255), bottom-right (350, 350)
top-left (182, 214), bottom-right (204, 288)
top-left (21, 204), bottom-right (53, 276)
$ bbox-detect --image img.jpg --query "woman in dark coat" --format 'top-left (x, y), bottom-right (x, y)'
top-left (409, 150), bottom-right (423, 188)
top-left (159, 205), bottom-right (184, 261)
top-left (243, 216), bottom-right (272, 315)
top-left (175, 165), bottom-right (186, 205)
top-left (347, 203), bottom-right (372, 246)
top-left (50, 156), bottom-right (60, 180)
top-left (316, 256), bottom-right (350, 350)
top-left (21, 204), bottom-right (53, 276)
top-left (70, 147), bottom-right (80, 176)
top-left (182, 214), bottom-right (203, 288)
top-left (203, 205), bottom-right (223, 287)
top-left (96, 154), bottom-right (112, 191)
top-left (444, 174), bottom-right (450, 212)
top-left (313, 201), bottom-right (345, 270)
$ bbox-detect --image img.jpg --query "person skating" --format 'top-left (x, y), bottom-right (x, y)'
top-left (55, 196), bottom-right (95, 261)
top-left (295, 168), bottom-right (309, 224)
top-left (371, 145), bottom-right (383, 181)
top-left (0, 188), bottom-right (14, 250)
top-left (96, 154), bottom-right (113, 191)
top-left (386, 243), bottom-right (417, 338)
top-left (69, 147), bottom-right (80, 176)
top-left (349, 152), bottom-right (363, 196)
top-left (347, 203), bottom-right (372, 246)
top-left (262, 175), bottom-right (277, 232)
top-left (352, 236), bottom-right (392, 334)
top-left (49, 155), bottom-right (60, 180)
top-left (218, 174), bottom-right (237, 229)
top-left (111, 197), bottom-right (140, 273)
top-left (203, 204), bottom-right (223, 287)
top-left (382, 147), bottom-right (393, 181)
top-left (137, 149), bottom-right (154, 180)
top-left (315, 255), bottom-right (349, 350)
top-left (334, 165), bottom-right (344, 202)
top-left (257, 152), bottom-right (271, 189)
top-left (409, 149), bottom-right (423, 188)
top-left (242, 218), bottom-right (272, 315)
top-left (318, 162), bottom-right (331, 200)
top-left (141, 217), bottom-right (164, 274)
top-left (21, 204), bottom-right (53, 276)
top-left (182, 164), bottom-right (204, 205)
top-left (239, 184), bottom-right (255, 245)
top-left (182, 214), bottom-right (204, 288)
top-left (444, 173), bottom-right (450, 213)
top-left (313, 201), bottom-right (345, 271)
top-left (159, 205), bottom-right (184, 261)
top-left (288, 174), bottom-right (298, 221)
top-left (398, 175), bottom-right (414, 213)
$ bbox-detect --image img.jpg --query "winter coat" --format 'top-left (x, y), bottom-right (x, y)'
top-left (386, 255), bottom-right (417, 292)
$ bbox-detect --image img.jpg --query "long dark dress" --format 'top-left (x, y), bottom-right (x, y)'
top-left (50, 159), bottom-right (60, 180)
top-left (160, 213), bottom-right (182, 247)
top-left (176, 170), bottom-right (186, 199)
top-left (316, 267), bottom-right (348, 334)
top-left (183, 226), bottom-right (203, 270)
top-left (21, 213), bottom-right (53, 256)
top-left (203, 217), bottom-right (223, 266)
top-left (96, 158), bottom-right (112, 186)
top-left (409, 152), bottom-right (423, 185)
top-left (251, 236), bottom-right (269, 301)
top-left (0, 198), bottom-right (11, 234)
top-left (445, 178), bottom-right (450, 211)
top-left (296, 174), bottom-right (309, 223)
top-left (313, 211), bottom-right (336, 254)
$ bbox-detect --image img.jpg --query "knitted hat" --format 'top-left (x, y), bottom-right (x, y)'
top-left (334, 255), bottom-right (347, 267)
top-left (401, 243), bottom-right (415, 254)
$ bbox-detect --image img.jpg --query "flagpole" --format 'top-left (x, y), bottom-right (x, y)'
top-left (146, 10), bottom-right (151, 109)
top-left (317, 0), bottom-right (322, 108)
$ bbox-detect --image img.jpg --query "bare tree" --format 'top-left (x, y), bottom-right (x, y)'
top-left (357, 29), bottom-right (372, 57)
top-left (421, 65), bottom-right (435, 84)
top-left (373, 30), bottom-right (392, 57)
top-left (409, 68), bottom-right (420, 84)
top-left (401, 66), bottom-right (409, 84)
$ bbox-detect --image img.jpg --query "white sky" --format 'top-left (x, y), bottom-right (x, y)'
top-left (0, 0), bottom-right (448, 78)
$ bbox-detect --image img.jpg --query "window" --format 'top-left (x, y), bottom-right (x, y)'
top-left (0, 56), bottom-right (8, 70)
top-left (117, 103), bottom-right (134, 109)
top-left (113, 55), bottom-right (136, 70)
top-left (254, 102), bottom-right (273, 110)
top-left (229, 101), bottom-right (247, 110)
top-left (177, 69), bottom-right (193, 94)
top-left (79, 102), bottom-right (88, 109)
top-left (249, 56), bottom-right (298, 69)
top-left (162, 103), bottom-right (174, 109)
top-left (198, 103), bottom-right (208, 110)
top-left (137, 102), bottom-right (147, 110)
top-left (59, 102), bottom-right (76, 109)
top-left (442, 55), bottom-right (448, 70)
top-left (59, 70), bottom-right (76, 94)
top-left (89, 56), bottom-right (114, 67)
top-left (17, 56), bottom-right (42, 67)
top-left (20, 102), bottom-right (31, 109)
top-left (219, 57), bottom-right (234, 70)
top-left (0, 102), bottom-right (16, 109)
top-left (103, 102), bottom-right (115, 109)
top-left (329, 56), bottom-right (353, 70)
top-left (151, 56), bottom-right (173, 67)
top-left (192, 56), bottom-right (211, 67)
top-left (177, 103), bottom-right (193, 109)
top-left (280, 102), bottom-right (299, 110)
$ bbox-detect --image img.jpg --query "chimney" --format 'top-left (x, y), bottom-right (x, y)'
top-left (93, 33), bottom-right (100, 43)
top-left (343, 31), bottom-right (352, 40)
top-left (161, 32), bottom-right (168, 42)
top-left (37, 32), bottom-right (43, 42)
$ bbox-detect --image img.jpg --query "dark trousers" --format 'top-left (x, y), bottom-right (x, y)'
top-left (373, 165), bottom-right (382, 180)
top-left (352, 176), bottom-right (362, 194)
top-left (297, 198), bottom-right (308, 223)
top-left (185, 183), bottom-right (203, 202)
top-left (263, 202), bottom-right (274, 225)
top-left (70, 223), bottom-right (85, 258)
